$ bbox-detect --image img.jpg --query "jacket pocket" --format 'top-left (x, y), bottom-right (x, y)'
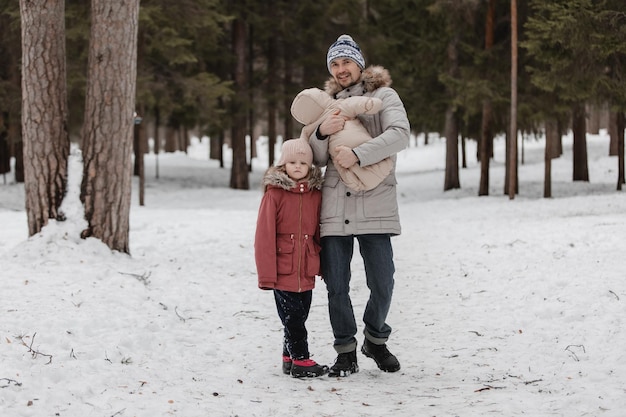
top-left (304, 237), bottom-right (321, 277)
top-left (276, 234), bottom-right (295, 275)
top-left (362, 183), bottom-right (397, 218)
top-left (321, 175), bottom-right (341, 220)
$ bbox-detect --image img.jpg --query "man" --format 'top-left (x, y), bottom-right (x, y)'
top-left (308, 34), bottom-right (410, 377)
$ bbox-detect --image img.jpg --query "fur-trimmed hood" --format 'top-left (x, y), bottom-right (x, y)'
top-left (262, 165), bottom-right (324, 192)
top-left (324, 65), bottom-right (392, 97)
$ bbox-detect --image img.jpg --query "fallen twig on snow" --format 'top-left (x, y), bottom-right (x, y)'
top-left (119, 271), bottom-right (151, 286)
top-left (18, 333), bottom-right (53, 364)
top-left (565, 344), bottom-right (586, 362)
top-left (0, 378), bottom-right (22, 388)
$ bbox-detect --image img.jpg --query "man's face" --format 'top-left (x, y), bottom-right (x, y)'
top-left (329, 58), bottom-right (361, 88)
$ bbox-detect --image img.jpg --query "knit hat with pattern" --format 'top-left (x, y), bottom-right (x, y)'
top-left (326, 34), bottom-right (365, 73)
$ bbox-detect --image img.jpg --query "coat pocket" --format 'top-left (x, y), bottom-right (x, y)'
top-left (276, 234), bottom-right (295, 275)
top-left (304, 237), bottom-right (321, 277)
top-left (321, 175), bottom-right (341, 220)
top-left (362, 182), bottom-right (397, 218)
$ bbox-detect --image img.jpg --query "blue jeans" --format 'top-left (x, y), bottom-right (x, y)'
top-left (321, 234), bottom-right (395, 353)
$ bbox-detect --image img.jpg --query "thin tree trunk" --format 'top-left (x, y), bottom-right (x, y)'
top-left (508, 0), bottom-right (518, 200)
top-left (247, 23), bottom-right (255, 172)
top-left (443, 106), bottom-right (460, 190)
top-left (267, 32), bottom-right (277, 166)
top-left (544, 120), bottom-right (559, 198)
top-left (80, 0), bottom-right (139, 253)
top-left (20, 0), bottom-right (70, 236)
top-left (230, 17), bottom-right (249, 189)
top-left (572, 103), bottom-right (589, 181)
top-left (444, 34), bottom-right (460, 191)
top-left (617, 111), bottom-right (625, 190)
top-left (609, 111), bottom-right (618, 156)
top-left (154, 106), bottom-right (161, 178)
top-left (479, 0), bottom-right (495, 196)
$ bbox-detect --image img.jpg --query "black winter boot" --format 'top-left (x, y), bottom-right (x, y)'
top-left (290, 359), bottom-right (329, 378)
top-left (282, 355), bottom-right (292, 375)
top-left (328, 350), bottom-right (359, 377)
top-left (361, 339), bottom-right (400, 372)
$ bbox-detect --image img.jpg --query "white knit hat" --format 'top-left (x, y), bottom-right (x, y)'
top-left (276, 138), bottom-right (313, 167)
top-left (326, 34), bottom-right (365, 73)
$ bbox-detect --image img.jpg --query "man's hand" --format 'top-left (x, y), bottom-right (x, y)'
top-left (334, 145), bottom-right (358, 168)
top-left (319, 110), bottom-right (346, 137)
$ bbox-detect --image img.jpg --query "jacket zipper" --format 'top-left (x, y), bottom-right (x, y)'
top-left (297, 191), bottom-right (303, 292)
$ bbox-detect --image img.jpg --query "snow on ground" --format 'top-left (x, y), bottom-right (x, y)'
top-left (1, 131), bottom-right (626, 417)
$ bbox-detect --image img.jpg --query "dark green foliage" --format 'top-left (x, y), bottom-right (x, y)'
top-left (1, 0), bottom-right (626, 187)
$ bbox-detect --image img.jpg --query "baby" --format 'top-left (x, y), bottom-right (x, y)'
top-left (291, 88), bottom-right (392, 191)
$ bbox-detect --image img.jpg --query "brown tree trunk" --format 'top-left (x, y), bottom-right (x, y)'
top-left (508, 0), bottom-right (518, 199)
top-left (80, 0), bottom-right (139, 253)
top-left (267, 31), bottom-right (277, 166)
top-left (572, 103), bottom-right (589, 181)
top-left (544, 120), bottom-right (558, 198)
top-left (617, 111), bottom-right (625, 190)
top-left (230, 17), bottom-right (249, 189)
top-left (443, 106), bottom-right (460, 191)
top-left (20, 0), bottom-right (70, 236)
top-left (0, 114), bottom-right (9, 176)
top-left (609, 111), bottom-right (618, 156)
top-left (154, 106), bottom-right (161, 178)
top-left (479, 0), bottom-right (495, 196)
top-left (443, 35), bottom-right (460, 191)
top-left (283, 37), bottom-right (294, 141)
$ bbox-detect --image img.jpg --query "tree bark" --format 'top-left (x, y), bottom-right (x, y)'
top-left (478, 0), bottom-right (495, 196)
top-left (609, 111), bottom-right (618, 156)
top-left (572, 103), bottom-right (589, 181)
top-left (443, 106), bottom-right (460, 191)
top-left (443, 34), bottom-right (460, 191)
top-left (508, 0), bottom-right (518, 200)
top-left (229, 17), bottom-right (249, 189)
top-left (544, 119), bottom-right (561, 198)
top-left (267, 30), bottom-right (277, 166)
top-left (617, 111), bottom-right (625, 190)
top-left (80, 0), bottom-right (139, 253)
top-left (20, 0), bottom-right (70, 236)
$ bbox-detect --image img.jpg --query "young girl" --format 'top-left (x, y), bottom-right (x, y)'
top-left (254, 138), bottom-right (329, 378)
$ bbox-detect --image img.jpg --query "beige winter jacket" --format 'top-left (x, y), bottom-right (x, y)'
top-left (291, 88), bottom-right (392, 191)
top-left (308, 66), bottom-right (410, 237)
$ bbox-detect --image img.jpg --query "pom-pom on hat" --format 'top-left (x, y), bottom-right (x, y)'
top-left (276, 138), bottom-right (313, 167)
top-left (326, 34), bottom-right (365, 74)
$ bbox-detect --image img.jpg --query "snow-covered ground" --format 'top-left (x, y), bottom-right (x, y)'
top-left (1, 131), bottom-right (625, 417)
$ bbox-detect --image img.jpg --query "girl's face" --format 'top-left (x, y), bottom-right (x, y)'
top-left (285, 160), bottom-right (310, 181)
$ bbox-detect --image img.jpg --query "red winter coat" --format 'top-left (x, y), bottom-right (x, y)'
top-left (254, 166), bottom-right (323, 292)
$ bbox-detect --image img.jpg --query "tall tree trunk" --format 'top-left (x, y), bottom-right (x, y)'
top-left (508, 0), bottom-right (518, 200)
top-left (282, 35), bottom-right (295, 141)
top-left (443, 106), bottom-right (460, 190)
top-left (572, 102), bottom-right (589, 181)
top-left (267, 33), bottom-right (277, 166)
top-left (230, 17), bottom-right (249, 190)
top-left (617, 111), bottom-right (625, 190)
top-left (80, 0), bottom-right (139, 253)
top-left (609, 111), bottom-right (618, 156)
top-left (154, 106), bottom-right (161, 178)
top-left (247, 23), bottom-right (255, 171)
top-left (544, 119), bottom-right (560, 198)
top-left (20, 0), bottom-right (70, 236)
top-left (443, 34), bottom-right (460, 191)
top-left (479, 0), bottom-right (496, 196)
